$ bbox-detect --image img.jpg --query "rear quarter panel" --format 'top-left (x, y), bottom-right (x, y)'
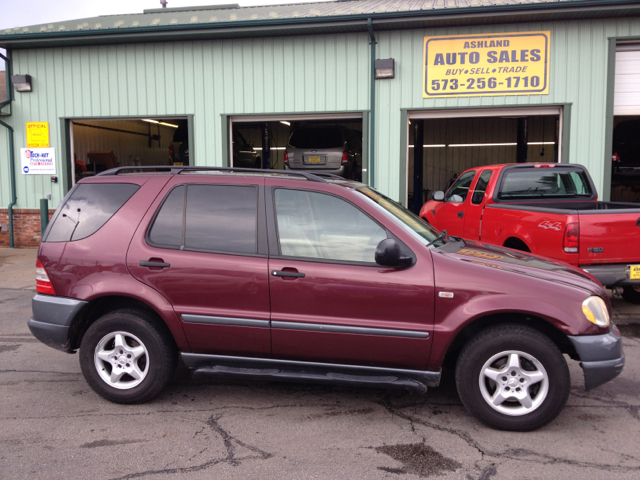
top-left (481, 205), bottom-right (580, 265)
top-left (38, 175), bottom-right (191, 351)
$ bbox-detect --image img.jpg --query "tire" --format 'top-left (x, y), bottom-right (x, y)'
top-left (455, 324), bottom-right (570, 431)
top-left (622, 286), bottom-right (640, 304)
top-left (255, 157), bottom-right (262, 169)
top-left (79, 309), bottom-right (177, 404)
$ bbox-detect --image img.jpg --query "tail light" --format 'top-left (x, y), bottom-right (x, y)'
top-left (169, 144), bottom-right (174, 159)
top-left (341, 151), bottom-right (349, 165)
top-left (612, 153), bottom-right (620, 162)
top-left (563, 223), bottom-right (579, 253)
top-left (284, 152), bottom-right (289, 165)
top-left (36, 260), bottom-right (56, 295)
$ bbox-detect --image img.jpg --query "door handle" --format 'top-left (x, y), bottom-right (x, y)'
top-left (139, 260), bottom-right (171, 268)
top-left (457, 211), bottom-right (464, 218)
top-left (637, 217), bottom-right (640, 226)
top-left (271, 270), bottom-right (305, 279)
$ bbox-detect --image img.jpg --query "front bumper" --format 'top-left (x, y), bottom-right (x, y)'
top-left (568, 325), bottom-right (625, 390)
top-left (27, 294), bottom-right (88, 352)
top-left (581, 264), bottom-right (640, 288)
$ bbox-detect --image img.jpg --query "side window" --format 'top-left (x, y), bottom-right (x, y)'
top-left (274, 189), bottom-right (387, 263)
top-left (148, 185), bottom-right (185, 248)
top-left (185, 185), bottom-right (257, 254)
top-left (446, 170), bottom-right (476, 203)
top-left (472, 170), bottom-right (493, 205)
top-left (148, 184), bottom-right (258, 255)
top-left (45, 183), bottom-right (139, 242)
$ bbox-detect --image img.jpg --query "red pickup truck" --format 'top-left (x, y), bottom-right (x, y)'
top-left (420, 163), bottom-right (640, 303)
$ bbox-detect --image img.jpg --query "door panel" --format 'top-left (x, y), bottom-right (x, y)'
top-left (464, 169), bottom-right (494, 240)
top-left (266, 183), bottom-right (435, 370)
top-left (433, 170), bottom-right (477, 237)
top-left (127, 176), bottom-right (271, 356)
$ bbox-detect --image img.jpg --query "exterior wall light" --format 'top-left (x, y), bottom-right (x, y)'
top-left (12, 75), bottom-right (32, 92)
top-left (375, 59), bottom-right (395, 79)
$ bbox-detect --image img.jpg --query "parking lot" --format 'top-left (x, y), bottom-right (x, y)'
top-left (1, 249), bottom-right (639, 479)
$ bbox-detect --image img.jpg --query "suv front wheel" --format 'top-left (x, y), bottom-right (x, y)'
top-left (79, 309), bottom-right (177, 404)
top-left (455, 324), bottom-right (570, 431)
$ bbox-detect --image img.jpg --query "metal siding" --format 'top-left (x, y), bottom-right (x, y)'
top-left (0, 33), bottom-right (369, 209)
top-left (374, 18), bottom-right (640, 201)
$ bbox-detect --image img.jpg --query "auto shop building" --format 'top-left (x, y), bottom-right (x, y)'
top-left (1, 0), bottom-right (640, 247)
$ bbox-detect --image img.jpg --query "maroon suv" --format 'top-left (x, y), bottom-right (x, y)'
top-left (29, 167), bottom-right (624, 431)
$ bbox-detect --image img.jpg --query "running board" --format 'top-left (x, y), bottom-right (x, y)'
top-left (181, 353), bottom-right (440, 393)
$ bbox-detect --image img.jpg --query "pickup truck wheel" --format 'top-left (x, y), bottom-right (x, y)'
top-left (456, 324), bottom-right (570, 431)
top-left (79, 310), bottom-right (177, 404)
top-left (622, 286), bottom-right (640, 304)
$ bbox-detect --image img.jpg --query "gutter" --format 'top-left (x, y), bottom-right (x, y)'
top-left (0, 50), bottom-right (16, 248)
top-left (2, 0), bottom-right (640, 47)
top-left (367, 18), bottom-right (376, 189)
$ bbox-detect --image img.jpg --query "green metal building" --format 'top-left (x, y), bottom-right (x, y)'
top-left (1, 0), bottom-right (640, 247)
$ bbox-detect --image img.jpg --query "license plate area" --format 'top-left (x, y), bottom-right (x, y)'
top-left (307, 155), bottom-right (322, 164)
top-left (628, 265), bottom-right (640, 280)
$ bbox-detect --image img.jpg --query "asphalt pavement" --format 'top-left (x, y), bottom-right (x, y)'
top-left (1, 248), bottom-right (639, 479)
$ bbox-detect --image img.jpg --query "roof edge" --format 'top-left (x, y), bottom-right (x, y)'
top-left (1, 0), bottom-right (640, 48)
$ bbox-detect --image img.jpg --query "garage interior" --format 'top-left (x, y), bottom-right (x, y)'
top-left (70, 117), bottom-right (188, 184)
top-left (230, 115), bottom-right (363, 177)
top-left (612, 44), bottom-right (640, 203)
top-left (407, 110), bottom-right (560, 213)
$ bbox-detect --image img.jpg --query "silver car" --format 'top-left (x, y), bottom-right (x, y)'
top-left (285, 125), bottom-right (360, 179)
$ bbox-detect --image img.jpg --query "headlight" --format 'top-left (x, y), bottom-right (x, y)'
top-left (582, 296), bottom-right (610, 328)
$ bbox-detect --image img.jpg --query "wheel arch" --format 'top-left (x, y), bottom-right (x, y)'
top-left (503, 237), bottom-right (531, 253)
top-left (69, 296), bottom-right (178, 351)
top-left (441, 312), bottom-right (578, 369)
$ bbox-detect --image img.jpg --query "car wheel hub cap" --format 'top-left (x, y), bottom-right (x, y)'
top-left (479, 350), bottom-right (549, 416)
top-left (94, 331), bottom-right (149, 390)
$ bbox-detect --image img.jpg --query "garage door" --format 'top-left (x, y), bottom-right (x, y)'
top-left (615, 44), bottom-right (640, 115)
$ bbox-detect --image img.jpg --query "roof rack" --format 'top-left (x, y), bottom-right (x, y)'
top-left (95, 166), bottom-right (332, 183)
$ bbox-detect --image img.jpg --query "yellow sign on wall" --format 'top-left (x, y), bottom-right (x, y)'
top-left (26, 122), bottom-right (50, 148)
top-left (423, 32), bottom-right (550, 98)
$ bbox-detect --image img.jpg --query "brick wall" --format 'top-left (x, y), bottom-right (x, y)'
top-left (0, 209), bottom-right (55, 248)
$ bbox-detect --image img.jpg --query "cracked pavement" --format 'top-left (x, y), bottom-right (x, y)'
top-left (1, 288), bottom-right (639, 479)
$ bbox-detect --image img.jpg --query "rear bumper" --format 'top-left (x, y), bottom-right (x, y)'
top-left (581, 264), bottom-right (640, 287)
top-left (568, 326), bottom-right (625, 390)
top-left (285, 165), bottom-right (347, 177)
top-left (28, 294), bottom-right (88, 352)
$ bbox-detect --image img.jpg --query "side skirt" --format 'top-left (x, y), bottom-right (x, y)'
top-left (181, 353), bottom-right (441, 393)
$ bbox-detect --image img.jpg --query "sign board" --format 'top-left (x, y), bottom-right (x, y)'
top-left (26, 122), bottom-right (50, 148)
top-left (20, 148), bottom-right (56, 175)
top-left (423, 32), bottom-right (550, 98)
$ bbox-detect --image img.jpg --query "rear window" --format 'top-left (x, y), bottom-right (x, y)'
top-left (45, 183), bottom-right (139, 242)
top-left (498, 168), bottom-right (593, 200)
top-left (289, 127), bottom-right (344, 149)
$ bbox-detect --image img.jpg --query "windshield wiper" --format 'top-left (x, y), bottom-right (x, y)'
top-left (427, 229), bottom-right (448, 247)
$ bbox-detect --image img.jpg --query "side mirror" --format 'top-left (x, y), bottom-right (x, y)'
top-left (448, 194), bottom-right (463, 203)
top-left (432, 191), bottom-right (445, 202)
top-left (375, 238), bottom-right (413, 269)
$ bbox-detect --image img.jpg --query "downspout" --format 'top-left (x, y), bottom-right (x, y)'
top-left (0, 50), bottom-right (17, 248)
top-left (367, 18), bottom-right (376, 188)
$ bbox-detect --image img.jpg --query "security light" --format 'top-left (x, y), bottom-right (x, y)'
top-left (11, 75), bottom-right (32, 92)
top-left (375, 59), bottom-right (395, 79)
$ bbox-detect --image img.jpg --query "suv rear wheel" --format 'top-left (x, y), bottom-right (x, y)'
top-left (79, 309), bottom-right (177, 404)
top-left (455, 324), bottom-right (570, 431)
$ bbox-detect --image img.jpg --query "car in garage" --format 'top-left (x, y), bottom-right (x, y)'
top-left (233, 130), bottom-right (262, 169)
top-left (29, 166), bottom-right (623, 431)
top-left (284, 125), bottom-right (360, 179)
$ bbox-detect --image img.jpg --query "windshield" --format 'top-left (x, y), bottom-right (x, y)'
top-left (357, 187), bottom-right (442, 244)
top-left (498, 168), bottom-right (593, 200)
